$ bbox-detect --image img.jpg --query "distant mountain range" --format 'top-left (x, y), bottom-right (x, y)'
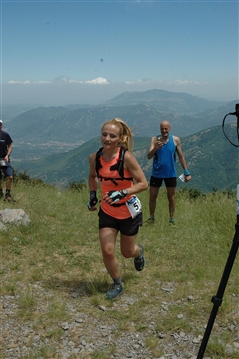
top-left (5, 89), bottom-right (237, 161)
top-left (101, 89), bottom-right (224, 113)
top-left (13, 123), bottom-right (238, 193)
top-left (3, 88), bottom-right (238, 192)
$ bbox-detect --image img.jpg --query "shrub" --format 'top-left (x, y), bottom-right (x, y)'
top-left (67, 180), bottom-right (86, 191)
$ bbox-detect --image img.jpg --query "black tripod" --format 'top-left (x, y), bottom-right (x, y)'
top-left (197, 216), bottom-right (239, 358)
top-left (197, 104), bottom-right (239, 358)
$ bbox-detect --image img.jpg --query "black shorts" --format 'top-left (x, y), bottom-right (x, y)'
top-left (98, 208), bottom-right (143, 236)
top-left (150, 176), bottom-right (177, 188)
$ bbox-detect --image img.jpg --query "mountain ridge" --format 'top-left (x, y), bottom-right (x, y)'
top-left (13, 123), bottom-right (238, 193)
top-left (101, 89), bottom-right (225, 113)
top-left (3, 88), bottom-right (238, 192)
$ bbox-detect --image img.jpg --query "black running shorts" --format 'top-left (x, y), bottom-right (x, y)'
top-left (98, 208), bottom-right (143, 236)
top-left (150, 176), bottom-right (177, 188)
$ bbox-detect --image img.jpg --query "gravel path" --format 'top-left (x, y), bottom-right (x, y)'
top-left (1, 281), bottom-right (239, 359)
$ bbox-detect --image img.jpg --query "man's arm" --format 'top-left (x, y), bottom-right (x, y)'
top-left (174, 136), bottom-right (191, 182)
top-left (147, 136), bottom-right (162, 160)
top-left (5, 143), bottom-right (13, 162)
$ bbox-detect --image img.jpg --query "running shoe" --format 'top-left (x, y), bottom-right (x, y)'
top-left (4, 194), bottom-right (15, 202)
top-left (106, 283), bottom-right (123, 300)
top-left (145, 215), bottom-right (155, 224)
top-left (134, 244), bottom-right (145, 271)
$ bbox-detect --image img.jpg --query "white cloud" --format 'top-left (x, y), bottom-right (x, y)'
top-left (4, 77), bottom-right (208, 87)
top-left (6, 80), bottom-right (50, 85)
top-left (7, 80), bottom-right (22, 84)
top-left (2, 76), bottom-right (237, 106)
top-left (85, 77), bottom-right (110, 85)
top-left (5, 76), bottom-right (110, 86)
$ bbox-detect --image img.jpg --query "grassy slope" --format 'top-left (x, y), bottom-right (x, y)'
top-left (1, 180), bottom-right (239, 358)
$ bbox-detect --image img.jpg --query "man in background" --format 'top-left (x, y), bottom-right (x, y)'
top-left (147, 120), bottom-right (191, 224)
top-left (0, 119), bottom-right (15, 201)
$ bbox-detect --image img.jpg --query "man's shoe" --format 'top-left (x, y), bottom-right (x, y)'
top-left (169, 217), bottom-right (175, 224)
top-left (4, 194), bottom-right (16, 202)
top-left (134, 244), bottom-right (145, 271)
top-left (0, 189), bottom-right (3, 199)
top-left (106, 283), bottom-right (123, 300)
top-left (145, 215), bottom-right (155, 224)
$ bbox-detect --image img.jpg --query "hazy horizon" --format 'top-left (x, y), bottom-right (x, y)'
top-left (1, 1), bottom-right (238, 108)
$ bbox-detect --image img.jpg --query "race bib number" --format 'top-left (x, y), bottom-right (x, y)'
top-left (126, 196), bottom-right (142, 219)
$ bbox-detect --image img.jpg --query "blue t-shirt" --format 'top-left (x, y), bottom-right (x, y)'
top-left (151, 134), bottom-right (177, 178)
top-left (0, 131), bottom-right (13, 158)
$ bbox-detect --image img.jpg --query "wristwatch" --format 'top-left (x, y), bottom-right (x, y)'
top-left (121, 189), bottom-right (128, 198)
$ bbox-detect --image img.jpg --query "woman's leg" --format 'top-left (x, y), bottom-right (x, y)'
top-left (120, 233), bottom-right (140, 259)
top-left (120, 233), bottom-right (145, 271)
top-left (99, 227), bottom-right (119, 280)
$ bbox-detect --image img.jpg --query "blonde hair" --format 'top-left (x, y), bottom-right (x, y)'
top-left (101, 118), bottom-right (134, 152)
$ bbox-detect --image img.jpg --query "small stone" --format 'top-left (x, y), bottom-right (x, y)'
top-left (61, 322), bottom-right (69, 330)
top-left (99, 305), bottom-right (107, 311)
top-left (177, 314), bottom-right (184, 319)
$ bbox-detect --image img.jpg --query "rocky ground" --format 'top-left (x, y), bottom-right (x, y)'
top-left (1, 209), bottom-right (239, 358)
top-left (1, 280), bottom-right (239, 359)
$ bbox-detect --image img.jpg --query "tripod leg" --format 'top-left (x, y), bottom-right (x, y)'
top-left (197, 222), bottom-right (239, 359)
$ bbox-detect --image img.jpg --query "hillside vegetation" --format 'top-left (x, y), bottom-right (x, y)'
top-left (1, 178), bottom-right (239, 358)
top-left (4, 89), bottom-right (238, 193)
top-left (13, 123), bottom-right (239, 193)
top-left (7, 89), bottom-right (236, 161)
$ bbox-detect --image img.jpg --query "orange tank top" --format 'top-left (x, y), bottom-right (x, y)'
top-left (98, 147), bottom-right (134, 219)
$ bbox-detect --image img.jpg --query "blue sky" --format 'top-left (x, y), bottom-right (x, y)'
top-left (0, 0), bottom-right (238, 106)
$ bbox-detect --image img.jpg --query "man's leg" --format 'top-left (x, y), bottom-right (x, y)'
top-left (4, 176), bottom-right (14, 201)
top-left (149, 186), bottom-right (160, 218)
top-left (0, 169), bottom-right (5, 198)
top-left (166, 186), bottom-right (176, 219)
top-left (4, 162), bottom-right (15, 202)
top-left (4, 164), bottom-right (14, 201)
top-left (6, 176), bottom-right (13, 191)
top-left (0, 169), bottom-right (2, 191)
top-left (0, 178), bottom-right (2, 198)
